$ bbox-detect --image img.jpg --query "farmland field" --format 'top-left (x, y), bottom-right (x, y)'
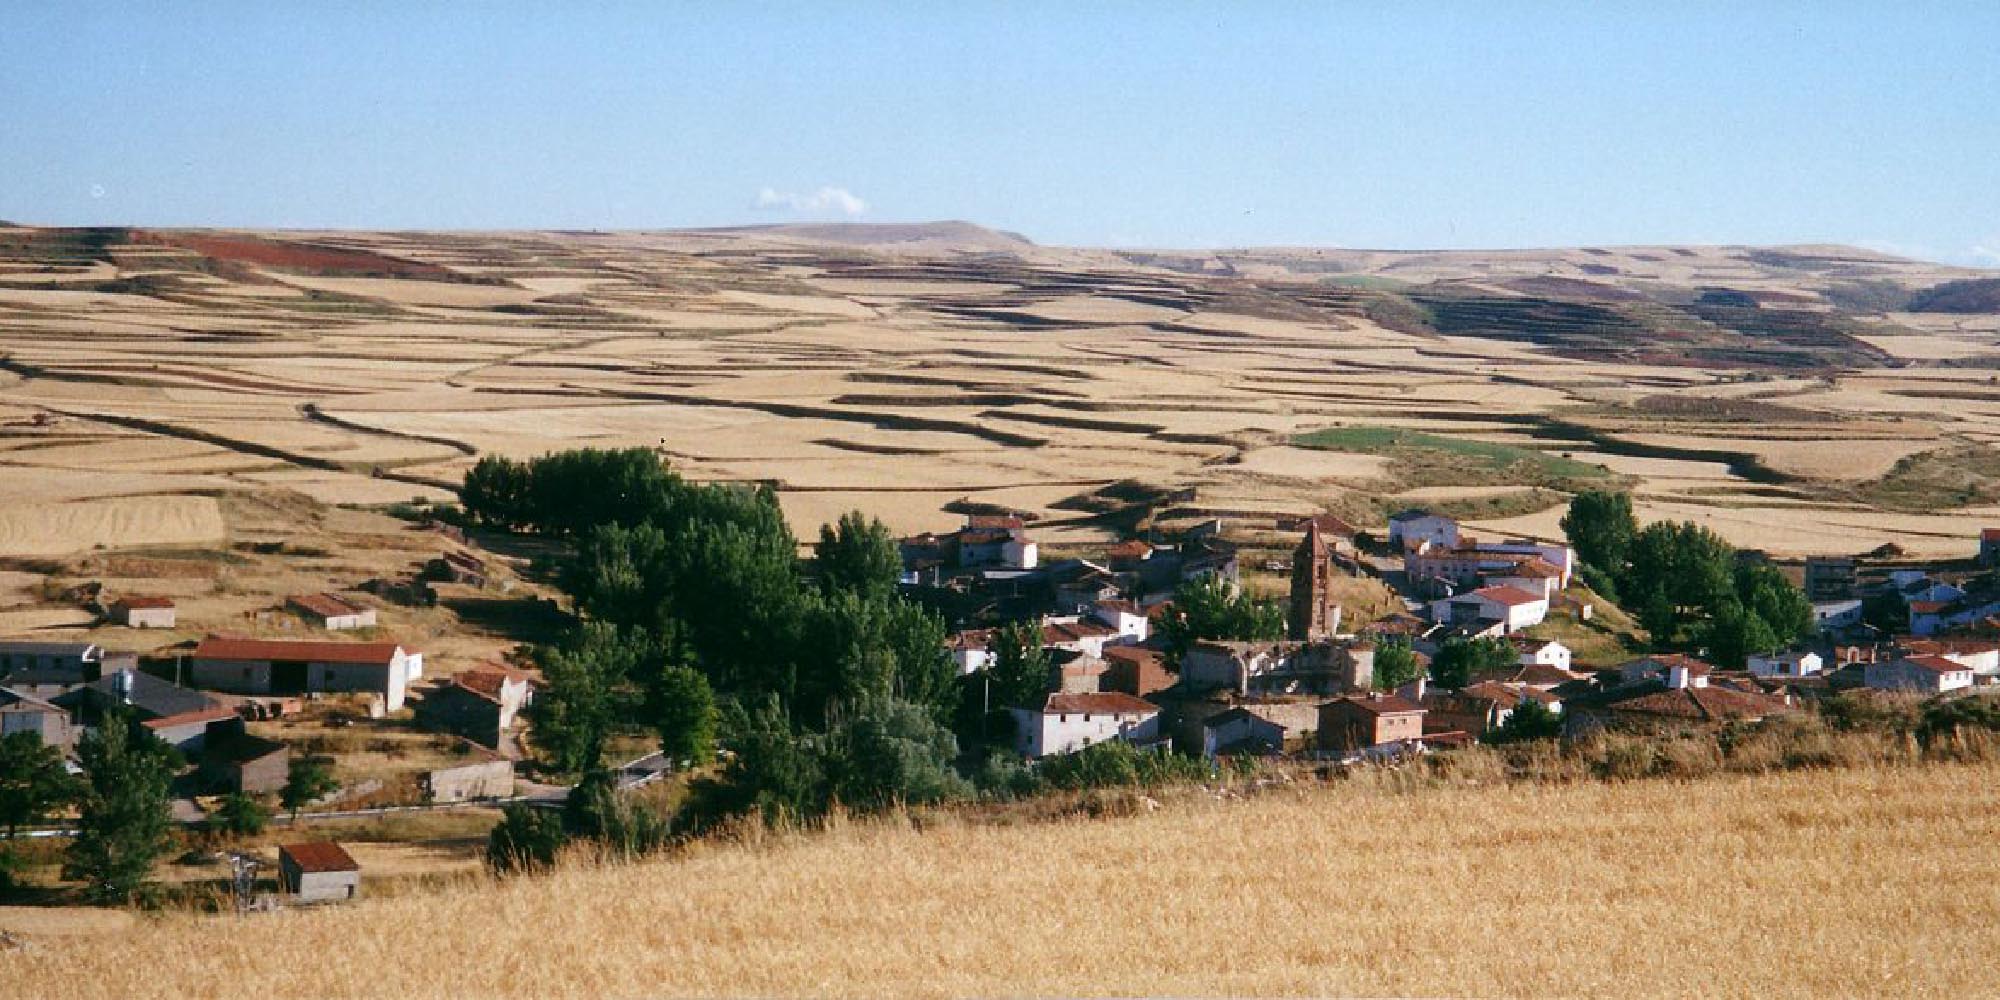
top-left (0, 221), bottom-right (1998, 572)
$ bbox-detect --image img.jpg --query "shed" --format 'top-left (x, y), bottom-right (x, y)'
top-left (279, 842), bottom-right (361, 903)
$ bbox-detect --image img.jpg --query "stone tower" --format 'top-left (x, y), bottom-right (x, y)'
top-left (1289, 519), bottom-right (1338, 640)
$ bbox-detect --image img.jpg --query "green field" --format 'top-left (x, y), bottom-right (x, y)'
top-left (1292, 424), bottom-right (1613, 487)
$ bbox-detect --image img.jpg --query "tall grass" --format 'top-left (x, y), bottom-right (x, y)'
top-left (10, 756), bottom-right (2000, 997)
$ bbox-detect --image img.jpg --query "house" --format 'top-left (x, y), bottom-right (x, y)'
top-left (1804, 556), bottom-right (1858, 601)
top-left (1011, 692), bottom-right (1162, 758)
top-left (1488, 558), bottom-right (1564, 601)
top-left (279, 842), bottom-right (361, 903)
top-left (1897, 638), bottom-right (2000, 676)
top-left (1317, 694), bottom-right (1426, 753)
top-left (1091, 600), bottom-right (1150, 643)
top-left (201, 732), bottom-right (290, 794)
top-left (1041, 618), bottom-right (1119, 659)
top-left (1510, 637), bottom-right (1571, 672)
top-left (1983, 528), bottom-right (2000, 568)
top-left (1100, 646), bottom-right (1172, 698)
top-left (1105, 539), bottom-right (1154, 572)
top-left (1565, 666), bottom-right (1793, 735)
top-left (425, 749), bottom-right (515, 803)
top-left (0, 687), bottom-right (74, 750)
top-left (1423, 681), bottom-right (1559, 738)
top-left (1864, 655), bottom-right (1976, 695)
top-left (1813, 599), bottom-right (1865, 633)
top-left (1180, 640), bottom-right (1374, 697)
top-left (0, 641), bottom-right (103, 683)
top-left (1052, 566), bottom-right (1123, 612)
top-left (1387, 510), bottom-right (1459, 550)
top-left (1616, 654), bottom-right (1717, 687)
top-left (1429, 586), bottom-right (1549, 634)
top-left (287, 593), bottom-right (378, 631)
top-left (1200, 707), bottom-right (1288, 758)
top-left (110, 597), bottom-right (177, 629)
top-left (949, 629), bottom-right (995, 675)
top-left (414, 671), bottom-right (527, 749)
top-left (1747, 650), bottom-right (1824, 679)
top-left (190, 637), bottom-right (420, 712)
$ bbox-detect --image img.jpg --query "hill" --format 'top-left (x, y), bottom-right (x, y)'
top-left (8, 761), bottom-right (2000, 997)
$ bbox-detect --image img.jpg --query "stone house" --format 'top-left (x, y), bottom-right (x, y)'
top-left (202, 732), bottom-right (290, 794)
top-left (279, 842), bottom-right (360, 903)
top-left (1316, 694), bottom-right (1426, 753)
top-left (0, 687), bottom-right (73, 750)
top-left (1100, 646), bottom-right (1172, 698)
top-left (425, 749), bottom-right (515, 803)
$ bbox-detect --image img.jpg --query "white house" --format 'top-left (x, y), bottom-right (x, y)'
top-left (1090, 600), bottom-right (1150, 644)
top-left (1479, 541), bottom-right (1577, 588)
top-left (1812, 600), bottom-right (1864, 632)
top-left (1387, 510), bottom-right (1460, 550)
top-left (1747, 650), bottom-right (1824, 678)
top-left (949, 630), bottom-right (995, 675)
top-left (1487, 558), bottom-right (1564, 600)
top-left (1864, 655), bottom-right (1975, 695)
top-left (1001, 535), bottom-right (1039, 570)
top-left (1041, 618), bottom-right (1119, 659)
top-left (1901, 640), bottom-right (2000, 676)
top-left (111, 597), bottom-right (177, 629)
top-left (1429, 585), bottom-right (1549, 634)
top-left (1510, 637), bottom-right (1572, 673)
top-left (1010, 692), bottom-right (1161, 758)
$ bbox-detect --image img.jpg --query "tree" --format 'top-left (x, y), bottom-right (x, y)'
top-left (1561, 489), bottom-right (1638, 573)
top-left (986, 620), bottom-right (1053, 710)
top-left (815, 510), bottom-right (901, 601)
top-left (532, 623), bottom-right (649, 775)
top-left (0, 731), bottom-right (77, 838)
top-left (280, 756), bottom-right (338, 821)
top-left (1701, 599), bottom-right (1781, 669)
top-left (1431, 637), bottom-right (1517, 689)
top-left (209, 792), bottom-right (270, 839)
top-left (653, 663), bottom-right (718, 768)
top-left (1620, 521), bottom-right (1735, 642)
top-left (1157, 577), bottom-right (1286, 665)
top-left (562, 770), bottom-right (670, 858)
top-left (821, 698), bottom-right (971, 811)
top-left (1734, 564), bottom-right (1814, 645)
top-left (1372, 639), bottom-right (1421, 691)
top-left (487, 803), bottom-right (568, 875)
top-left (698, 696), bottom-right (828, 826)
top-left (1485, 699), bottom-right (1562, 744)
top-left (63, 718), bottom-right (174, 904)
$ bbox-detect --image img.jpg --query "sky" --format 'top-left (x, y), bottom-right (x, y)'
top-left (3, 2), bottom-right (1997, 264)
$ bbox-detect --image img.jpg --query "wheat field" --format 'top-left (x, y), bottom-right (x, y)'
top-left (8, 762), bottom-right (1999, 998)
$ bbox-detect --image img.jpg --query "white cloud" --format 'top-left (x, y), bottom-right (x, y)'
top-left (1969, 244), bottom-right (2000, 268)
top-left (754, 185), bottom-right (867, 216)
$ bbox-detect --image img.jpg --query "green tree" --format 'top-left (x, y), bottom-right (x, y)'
top-left (562, 770), bottom-right (671, 858)
top-left (698, 696), bottom-right (828, 826)
top-left (1431, 637), bottom-right (1517, 689)
top-left (653, 663), bottom-right (718, 768)
top-left (1620, 521), bottom-right (1736, 641)
top-left (0, 730), bottom-right (78, 838)
top-left (1372, 639), bottom-right (1421, 690)
top-left (487, 803), bottom-right (568, 875)
top-left (986, 620), bottom-right (1053, 710)
top-left (1701, 599), bottom-right (1781, 669)
top-left (1561, 489), bottom-right (1638, 573)
top-left (63, 718), bottom-right (175, 904)
top-left (532, 623), bottom-right (649, 775)
top-left (1734, 564), bottom-right (1814, 645)
top-left (459, 454), bottom-right (533, 530)
top-left (821, 698), bottom-right (971, 811)
top-left (1484, 699), bottom-right (1563, 744)
top-left (209, 792), bottom-right (270, 839)
top-left (280, 756), bottom-right (338, 821)
top-left (1157, 577), bottom-right (1286, 665)
top-left (815, 510), bottom-right (902, 601)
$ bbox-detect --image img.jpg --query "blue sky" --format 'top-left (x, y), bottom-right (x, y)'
top-left (3, 2), bottom-right (1997, 264)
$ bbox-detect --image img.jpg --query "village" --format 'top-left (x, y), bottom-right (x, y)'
top-left (7, 476), bottom-right (2000, 910)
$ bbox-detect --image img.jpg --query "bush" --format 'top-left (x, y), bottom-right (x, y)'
top-left (974, 752), bottom-right (1043, 801)
top-left (1039, 741), bottom-right (1206, 791)
top-left (487, 804), bottom-right (568, 875)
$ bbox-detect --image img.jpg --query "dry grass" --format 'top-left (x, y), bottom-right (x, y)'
top-left (10, 761), bottom-right (2000, 997)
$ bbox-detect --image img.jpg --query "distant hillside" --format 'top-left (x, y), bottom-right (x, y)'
top-left (1909, 277), bottom-right (2000, 313)
top-left (690, 220), bottom-right (1037, 255)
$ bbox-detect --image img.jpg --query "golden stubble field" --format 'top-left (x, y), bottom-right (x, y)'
top-left (1, 223), bottom-right (1999, 566)
top-left (7, 761), bottom-right (1999, 998)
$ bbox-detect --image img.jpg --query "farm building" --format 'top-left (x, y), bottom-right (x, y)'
top-left (110, 596), bottom-right (177, 629)
top-left (202, 732), bottom-right (290, 794)
top-left (286, 593), bottom-right (377, 631)
top-left (1387, 509), bottom-right (1459, 549)
top-left (1100, 645), bottom-right (1172, 697)
top-left (414, 668), bottom-right (530, 748)
top-left (0, 641), bottom-right (103, 683)
top-left (190, 637), bottom-right (419, 712)
top-left (425, 752), bottom-right (515, 803)
top-left (0, 687), bottom-right (73, 749)
top-left (61, 667), bottom-right (237, 752)
top-left (279, 842), bottom-right (360, 903)
top-left (1429, 585), bottom-right (1549, 634)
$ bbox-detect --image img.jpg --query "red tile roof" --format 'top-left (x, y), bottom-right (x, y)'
top-left (140, 705), bottom-right (239, 730)
top-left (1105, 540), bottom-right (1153, 558)
top-left (114, 596), bottom-right (176, 609)
top-left (287, 593), bottom-right (366, 619)
top-left (1467, 585), bottom-right (1546, 607)
top-left (281, 841), bottom-right (359, 873)
top-left (457, 665), bottom-right (529, 698)
top-left (1983, 528), bottom-right (2000, 542)
top-left (1327, 694), bottom-right (1425, 716)
top-left (1042, 621), bottom-right (1116, 645)
top-left (1903, 655), bottom-right (1971, 675)
top-left (1606, 686), bottom-right (1791, 722)
top-left (194, 636), bottom-right (403, 665)
top-left (1908, 601), bottom-right (1950, 615)
top-left (1041, 692), bottom-right (1159, 716)
top-left (1500, 558), bottom-right (1562, 580)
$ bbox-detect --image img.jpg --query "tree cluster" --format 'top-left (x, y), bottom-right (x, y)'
top-left (1156, 576), bottom-right (1285, 666)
